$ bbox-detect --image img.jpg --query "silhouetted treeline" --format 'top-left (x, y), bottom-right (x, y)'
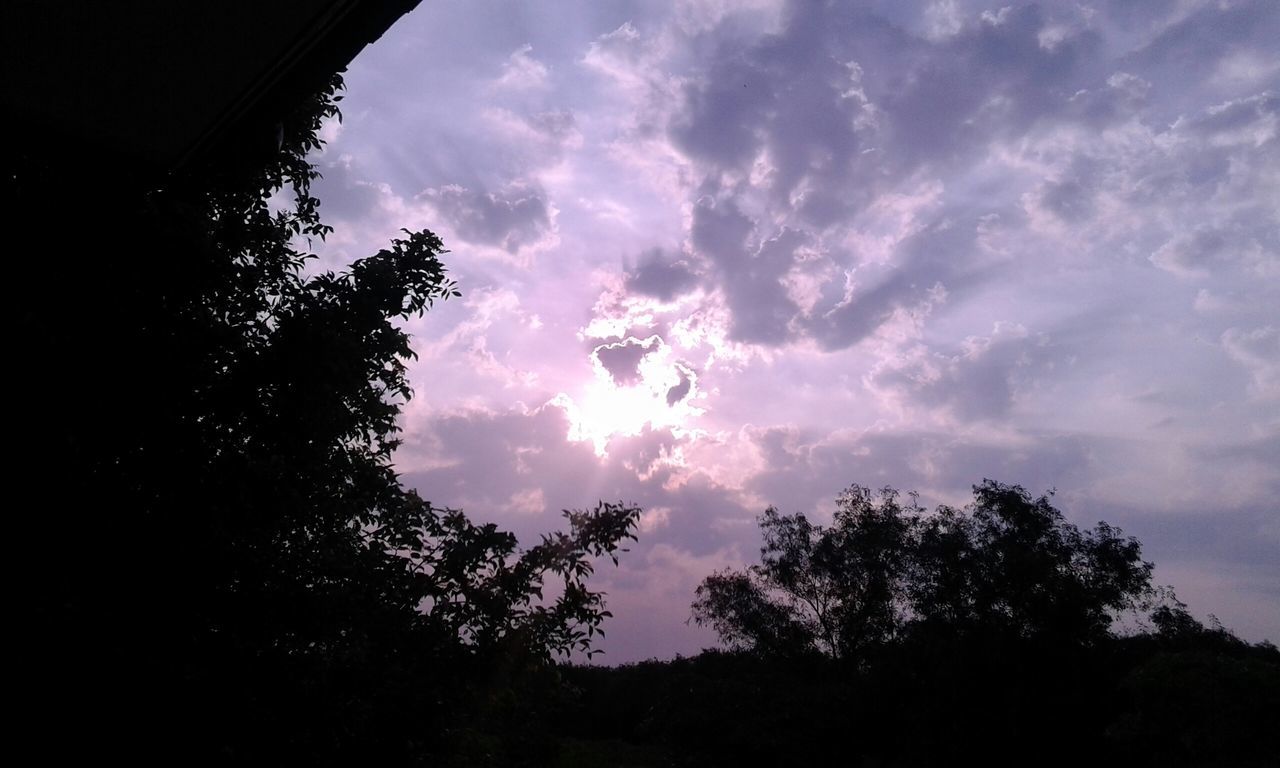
top-left (546, 484), bottom-right (1278, 767)
top-left (693, 483), bottom-right (1157, 660)
top-left (554, 623), bottom-right (1278, 767)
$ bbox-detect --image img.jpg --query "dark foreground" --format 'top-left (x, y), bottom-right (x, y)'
top-left (542, 630), bottom-right (1278, 768)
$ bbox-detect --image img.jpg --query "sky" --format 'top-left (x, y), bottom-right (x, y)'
top-left (310, 0), bottom-right (1279, 661)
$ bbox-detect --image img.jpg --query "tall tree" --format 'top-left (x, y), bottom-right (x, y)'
top-left (11, 73), bottom-right (638, 762)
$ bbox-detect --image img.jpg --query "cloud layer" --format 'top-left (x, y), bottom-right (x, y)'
top-left (313, 0), bottom-right (1280, 658)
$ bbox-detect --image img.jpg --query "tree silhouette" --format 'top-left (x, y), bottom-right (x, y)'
top-left (11, 72), bottom-right (638, 762)
top-left (694, 480), bottom-right (1153, 660)
top-left (691, 485), bottom-right (914, 659)
top-left (556, 481), bottom-right (1269, 765)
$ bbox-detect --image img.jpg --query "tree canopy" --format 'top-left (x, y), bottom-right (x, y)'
top-left (11, 72), bottom-right (637, 763)
top-left (693, 480), bottom-right (1154, 660)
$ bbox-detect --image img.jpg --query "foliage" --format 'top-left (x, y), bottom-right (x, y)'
top-left (558, 521), bottom-right (1275, 767)
top-left (555, 632), bottom-right (1279, 768)
top-left (174, 73), bottom-right (642, 668)
top-left (10, 72), bottom-right (637, 762)
top-left (677, 482), bottom-right (1280, 764)
top-left (693, 480), bottom-right (1154, 660)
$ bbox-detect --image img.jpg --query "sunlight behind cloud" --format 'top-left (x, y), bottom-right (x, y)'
top-left (317, 0), bottom-right (1280, 655)
top-left (552, 337), bottom-right (701, 456)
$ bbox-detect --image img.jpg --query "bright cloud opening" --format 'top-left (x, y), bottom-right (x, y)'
top-left (552, 336), bottom-right (701, 456)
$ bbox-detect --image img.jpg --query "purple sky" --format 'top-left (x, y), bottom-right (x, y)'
top-left (311, 0), bottom-right (1279, 661)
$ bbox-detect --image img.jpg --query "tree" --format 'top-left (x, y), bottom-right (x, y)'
top-left (692, 485), bottom-right (914, 659)
top-left (910, 481), bottom-right (1153, 642)
top-left (693, 480), bottom-right (1153, 659)
top-left (11, 72), bottom-right (639, 762)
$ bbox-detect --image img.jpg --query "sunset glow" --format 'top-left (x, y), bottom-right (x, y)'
top-left (316, 0), bottom-right (1280, 660)
top-left (555, 334), bottom-right (702, 456)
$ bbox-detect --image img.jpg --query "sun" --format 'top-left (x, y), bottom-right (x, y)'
top-left (554, 339), bottom-right (700, 457)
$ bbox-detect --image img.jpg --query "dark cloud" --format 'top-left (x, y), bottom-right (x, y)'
top-left (870, 326), bottom-right (1059, 422)
top-left (874, 4), bottom-right (1106, 168)
top-left (724, 227), bottom-right (808, 345)
top-left (1034, 157), bottom-right (1104, 223)
top-left (625, 248), bottom-right (700, 301)
top-left (671, 3), bottom-right (883, 217)
top-left (1116, 0), bottom-right (1280, 122)
top-left (744, 425), bottom-right (1095, 519)
top-left (593, 336), bottom-right (659, 385)
top-left (674, 1), bottom-right (1107, 182)
top-left (1039, 178), bottom-right (1094, 222)
top-left (666, 363), bottom-right (695, 406)
top-left (1128, 0), bottom-right (1278, 74)
top-left (690, 195), bottom-right (754, 263)
top-left (421, 181), bottom-right (552, 252)
top-left (1188, 92), bottom-right (1280, 138)
top-left (670, 54), bottom-right (772, 170)
top-left (1151, 215), bottom-right (1280, 277)
top-left (692, 202), bottom-right (1001, 352)
top-left (660, 1), bottom-right (1124, 351)
top-left (690, 197), bottom-right (809, 344)
top-left (805, 216), bottom-right (990, 351)
top-left (487, 107), bottom-right (584, 167)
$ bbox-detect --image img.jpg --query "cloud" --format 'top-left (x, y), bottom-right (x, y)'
top-left (593, 336), bottom-right (660, 386)
top-left (802, 219), bottom-right (967, 352)
top-left (867, 322), bottom-right (1059, 423)
top-left (594, 1), bottom-right (1108, 352)
top-left (482, 107), bottom-right (585, 169)
top-left (690, 197), bottom-right (811, 344)
top-left (410, 287), bottom-right (543, 391)
top-left (1151, 226), bottom-right (1240, 278)
top-left (524, 108), bottom-right (583, 146)
top-left (666, 364), bottom-right (695, 406)
top-left (1124, 1), bottom-right (1278, 84)
top-left (400, 403), bottom-right (756, 560)
top-left (322, 0), bottom-right (1280, 650)
top-left (1186, 91), bottom-right (1279, 147)
top-left (581, 21), bottom-right (643, 80)
top-left (625, 248), bottom-right (700, 301)
top-left (592, 0), bottom-right (1277, 361)
top-left (492, 44), bottom-right (550, 91)
top-left (419, 181), bottom-right (554, 253)
top-left (1222, 325), bottom-right (1280, 400)
top-left (742, 423), bottom-right (1095, 520)
top-left (923, 0), bottom-right (962, 41)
